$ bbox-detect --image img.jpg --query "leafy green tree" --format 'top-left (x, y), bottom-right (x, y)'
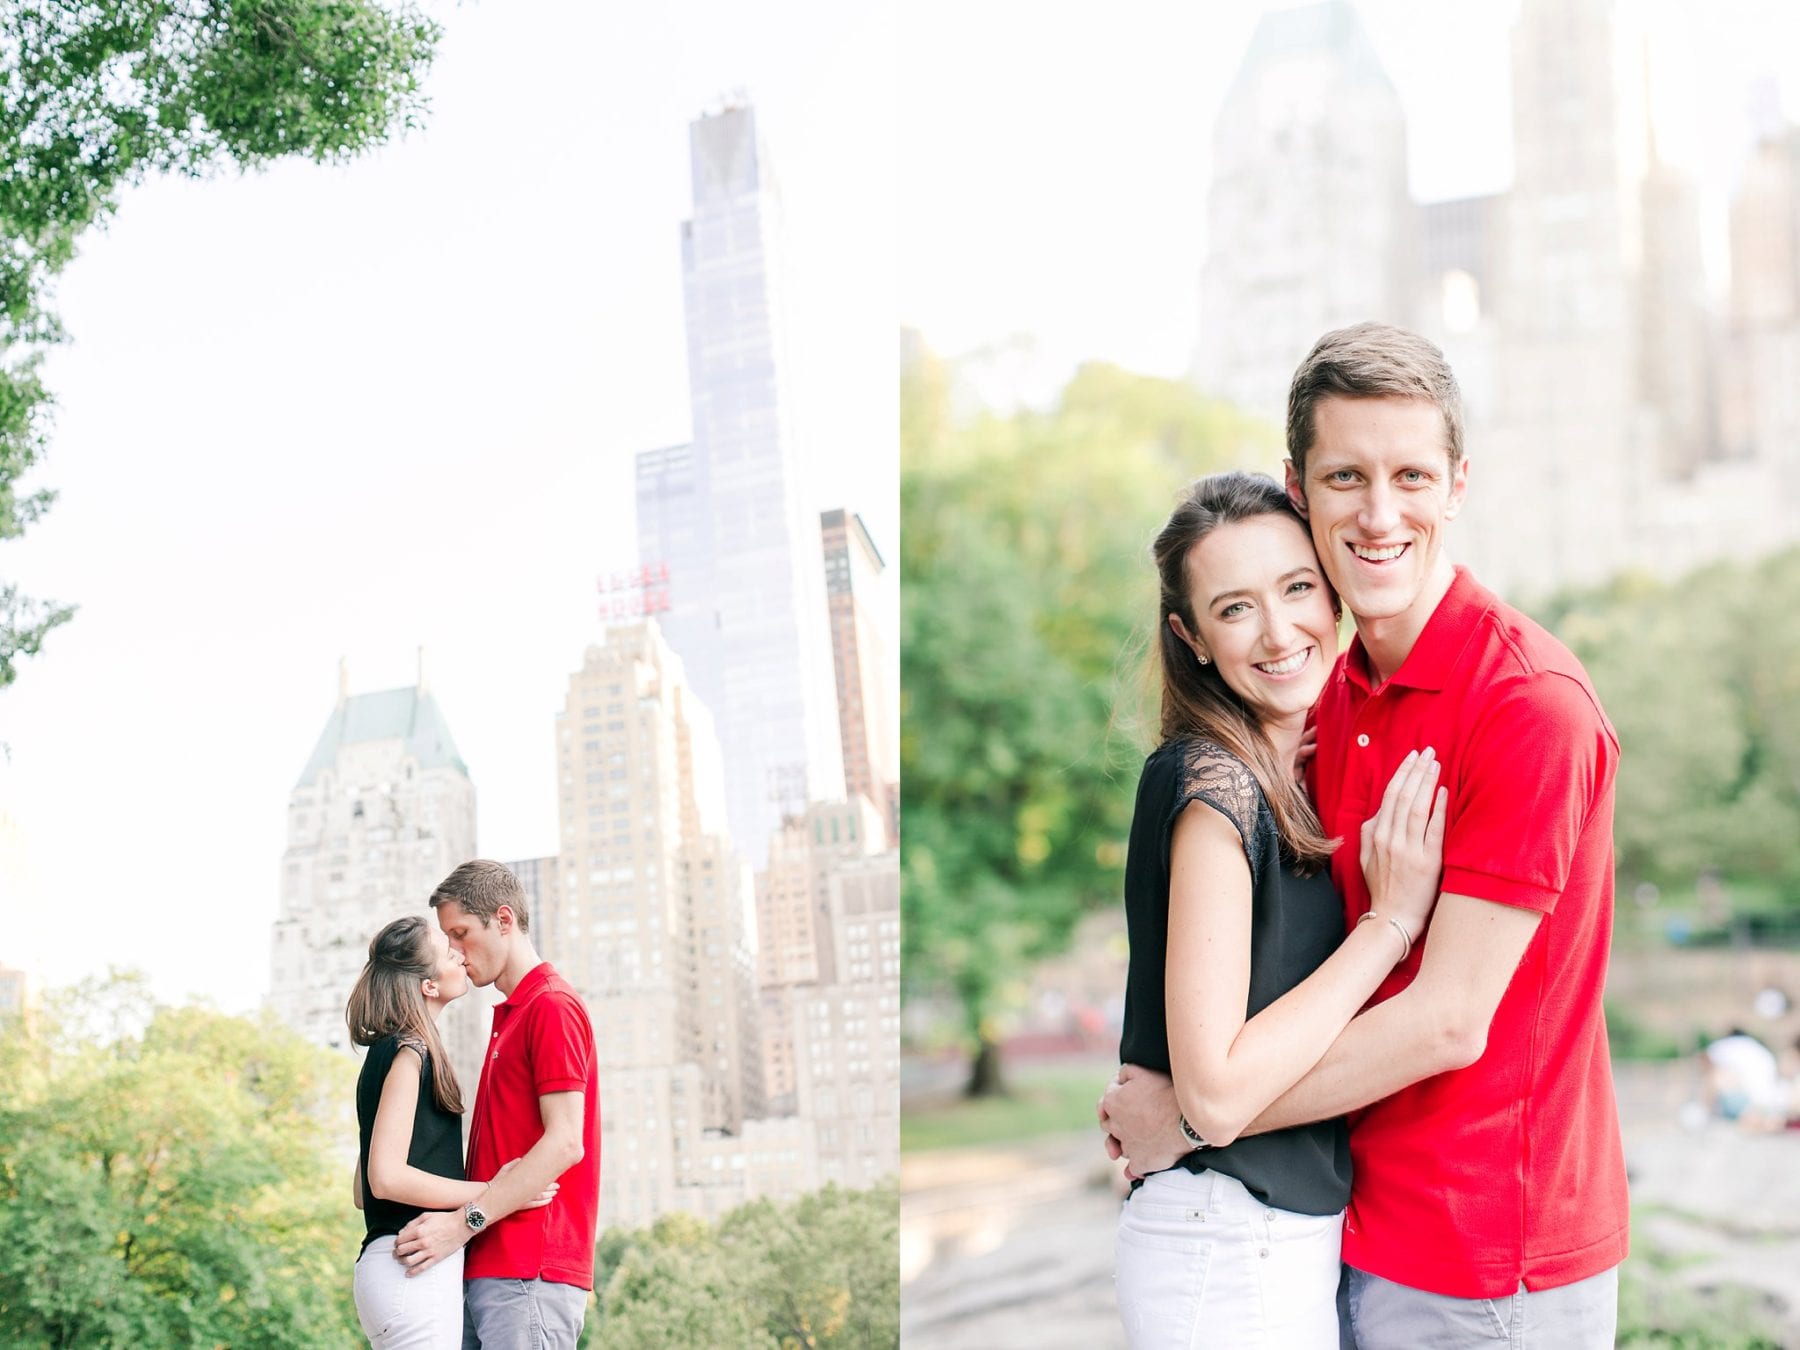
top-left (589, 1182), bottom-right (899, 1349)
top-left (595, 1211), bottom-right (771, 1349)
top-left (1, 0), bottom-right (441, 690)
top-left (1538, 548), bottom-right (1800, 900)
top-left (0, 972), bottom-right (363, 1348)
top-left (1548, 570), bottom-right (1749, 885)
top-left (717, 1181), bottom-right (900, 1349)
top-left (901, 340), bottom-right (1279, 1093)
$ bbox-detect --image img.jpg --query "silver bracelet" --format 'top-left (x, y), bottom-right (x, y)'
top-left (1178, 1114), bottom-right (1213, 1151)
top-left (1356, 910), bottom-right (1413, 963)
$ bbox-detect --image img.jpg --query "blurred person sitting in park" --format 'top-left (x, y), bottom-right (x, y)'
top-left (392, 861), bottom-right (603, 1350)
top-left (347, 914), bottom-right (559, 1349)
top-left (1101, 323), bottom-right (1629, 1349)
top-left (1108, 469), bottom-right (1450, 1348)
top-left (1699, 1027), bottom-right (1790, 1132)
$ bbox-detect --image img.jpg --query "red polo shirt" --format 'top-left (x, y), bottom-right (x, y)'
top-left (1309, 567), bottom-right (1629, 1298)
top-left (464, 962), bottom-right (602, 1289)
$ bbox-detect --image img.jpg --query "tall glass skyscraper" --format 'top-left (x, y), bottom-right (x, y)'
top-left (636, 104), bottom-right (843, 866)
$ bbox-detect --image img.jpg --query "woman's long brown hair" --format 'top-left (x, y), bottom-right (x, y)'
top-left (345, 915), bottom-right (464, 1114)
top-left (1153, 471), bottom-right (1339, 872)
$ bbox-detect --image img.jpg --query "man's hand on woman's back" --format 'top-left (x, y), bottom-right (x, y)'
top-left (1098, 1064), bottom-right (1185, 1178)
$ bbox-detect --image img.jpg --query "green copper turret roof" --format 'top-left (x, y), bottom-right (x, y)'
top-left (1233, 1), bottom-right (1396, 97)
top-left (295, 686), bottom-right (469, 788)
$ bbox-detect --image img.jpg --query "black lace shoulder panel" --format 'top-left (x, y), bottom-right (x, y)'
top-left (1164, 738), bottom-right (1269, 873)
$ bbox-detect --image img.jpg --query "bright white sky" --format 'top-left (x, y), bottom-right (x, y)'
top-left (8, 0), bottom-right (1799, 1015)
top-left (0, 0), bottom-right (896, 1012)
top-left (900, 0), bottom-right (1800, 387)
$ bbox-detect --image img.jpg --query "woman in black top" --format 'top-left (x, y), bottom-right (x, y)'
top-left (347, 915), bottom-right (555, 1349)
top-left (1112, 473), bottom-right (1445, 1349)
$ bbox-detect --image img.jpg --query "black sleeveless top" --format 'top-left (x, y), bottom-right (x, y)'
top-left (355, 1033), bottom-right (465, 1253)
top-left (1119, 736), bottom-right (1352, 1215)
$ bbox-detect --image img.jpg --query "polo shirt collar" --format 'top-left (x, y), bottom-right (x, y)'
top-left (1342, 566), bottom-right (1492, 694)
top-left (498, 960), bottom-right (555, 1010)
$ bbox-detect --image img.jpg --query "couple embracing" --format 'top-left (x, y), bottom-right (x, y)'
top-left (346, 860), bottom-right (602, 1349)
top-left (1101, 323), bottom-right (1629, 1348)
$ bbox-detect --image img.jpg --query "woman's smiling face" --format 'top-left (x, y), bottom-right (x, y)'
top-left (1174, 512), bottom-right (1338, 731)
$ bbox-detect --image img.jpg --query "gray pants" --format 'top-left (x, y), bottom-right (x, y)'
top-left (461, 1277), bottom-right (590, 1350)
top-left (1347, 1265), bottom-right (1618, 1349)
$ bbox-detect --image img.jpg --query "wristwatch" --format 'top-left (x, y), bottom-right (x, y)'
top-left (463, 1201), bottom-right (489, 1233)
top-left (1179, 1114), bottom-right (1214, 1151)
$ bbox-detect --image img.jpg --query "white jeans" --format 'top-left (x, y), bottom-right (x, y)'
top-left (1115, 1167), bottom-right (1343, 1349)
top-left (354, 1235), bottom-right (465, 1350)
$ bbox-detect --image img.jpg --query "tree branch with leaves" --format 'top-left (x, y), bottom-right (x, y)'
top-left (899, 337), bottom-right (1282, 1095)
top-left (0, 0), bottom-right (442, 690)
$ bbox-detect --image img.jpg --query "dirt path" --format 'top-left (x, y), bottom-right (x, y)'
top-left (900, 1061), bottom-right (1800, 1348)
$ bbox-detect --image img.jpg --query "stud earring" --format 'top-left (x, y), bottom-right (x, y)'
top-left (1197, 653), bottom-right (1210, 666)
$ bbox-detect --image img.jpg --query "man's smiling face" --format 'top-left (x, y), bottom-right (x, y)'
top-left (1287, 393), bottom-right (1468, 631)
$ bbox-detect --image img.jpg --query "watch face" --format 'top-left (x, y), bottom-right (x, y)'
top-left (467, 1205), bottom-right (487, 1230)
top-left (1179, 1116), bottom-right (1212, 1150)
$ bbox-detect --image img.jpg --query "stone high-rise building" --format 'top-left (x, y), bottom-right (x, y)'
top-left (1731, 127), bottom-right (1800, 331)
top-left (268, 658), bottom-right (492, 1098)
top-left (1725, 125), bottom-right (1800, 531)
top-left (754, 797), bottom-right (885, 1114)
top-left (1461, 0), bottom-right (1644, 592)
top-left (749, 795), bottom-right (898, 1185)
top-left (543, 623), bottom-right (770, 1226)
top-left (1411, 194), bottom-right (1503, 425)
top-left (791, 848), bottom-right (901, 1188)
top-left (1194, 0), bottom-right (1414, 421)
top-left (502, 855), bottom-right (563, 973)
top-left (634, 104), bottom-right (844, 868)
top-left (821, 509), bottom-right (899, 847)
top-left (1458, 0), bottom-right (1729, 594)
top-left (1188, 0), bottom-right (1800, 599)
top-left (1636, 150), bottom-right (1714, 482)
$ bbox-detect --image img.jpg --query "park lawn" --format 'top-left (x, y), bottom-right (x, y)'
top-left (1617, 1204), bottom-right (1791, 1347)
top-left (1615, 876), bottom-right (1800, 948)
top-left (902, 1057), bottom-right (1113, 1153)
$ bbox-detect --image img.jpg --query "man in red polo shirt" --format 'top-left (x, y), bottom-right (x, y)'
top-left (393, 860), bottom-right (603, 1349)
top-left (1101, 323), bottom-right (1628, 1346)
